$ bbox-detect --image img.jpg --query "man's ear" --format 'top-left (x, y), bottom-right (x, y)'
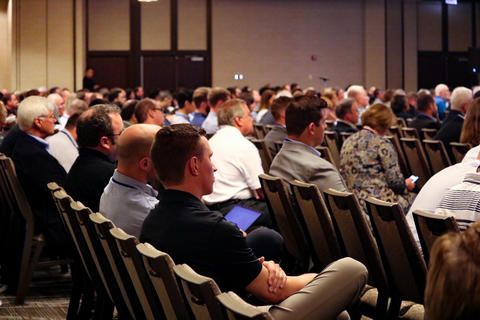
top-left (139, 156), bottom-right (151, 171)
top-left (188, 156), bottom-right (200, 176)
top-left (32, 117), bottom-right (43, 129)
top-left (307, 122), bottom-right (316, 135)
top-left (99, 136), bottom-right (110, 149)
top-left (234, 116), bottom-right (242, 127)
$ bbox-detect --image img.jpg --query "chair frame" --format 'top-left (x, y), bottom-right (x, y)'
top-left (400, 137), bottom-right (432, 188)
top-left (450, 142), bottom-right (472, 164)
top-left (217, 291), bottom-right (273, 320)
top-left (250, 139), bottom-right (273, 173)
top-left (323, 130), bottom-right (341, 168)
top-left (422, 139), bottom-right (452, 174)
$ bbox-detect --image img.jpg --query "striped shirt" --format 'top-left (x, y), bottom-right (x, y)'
top-left (435, 172), bottom-right (480, 230)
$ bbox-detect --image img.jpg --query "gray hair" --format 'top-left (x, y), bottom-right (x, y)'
top-left (335, 98), bottom-right (355, 119)
top-left (435, 83), bottom-right (449, 96)
top-left (218, 99), bottom-right (246, 126)
top-left (17, 96), bottom-right (54, 130)
top-left (451, 87), bottom-right (472, 110)
top-left (346, 85), bottom-right (365, 98)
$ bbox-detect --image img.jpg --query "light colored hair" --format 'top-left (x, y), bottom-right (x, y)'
top-left (460, 98), bottom-right (480, 146)
top-left (425, 221), bottom-right (480, 320)
top-left (451, 87), bottom-right (472, 110)
top-left (17, 96), bottom-right (53, 130)
top-left (346, 85), bottom-right (364, 99)
top-left (217, 99), bottom-right (246, 126)
top-left (0, 101), bottom-right (6, 124)
top-left (435, 83), bottom-right (449, 96)
top-left (360, 103), bottom-right (394, 133)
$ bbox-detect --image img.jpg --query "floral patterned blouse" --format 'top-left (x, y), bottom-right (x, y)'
top-left (339, 128), bottom-right (415, 213)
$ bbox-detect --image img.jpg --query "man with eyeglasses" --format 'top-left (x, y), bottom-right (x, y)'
top-left (134, 98), bottom-right (165, 126)
top-left (65, 104), bottom-right (123, 212)
top-left (11, 96), bottom-right (70, 256)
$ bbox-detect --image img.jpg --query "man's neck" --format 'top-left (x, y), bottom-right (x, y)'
top-left (286, 134), bottom-right (314, 147)
top-left (25, 128), bottom-right (47, 140)
top-left (165, 185), bottom-right (203, 200)
top-left (117, 166), bottom-right (148, 184)
top-left (178, 109), bottom-right (189, 116)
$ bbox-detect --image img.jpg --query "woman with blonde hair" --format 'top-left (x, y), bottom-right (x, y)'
top-left (425, 221), bottom-right (480, 320)
top-left (340, 103), bottom-right (416, 213)
top-left (460, 98), bottom-right (480, 146)
top-left (256, 89), bottom-right (275, 122)
top-left (321, 87), bottom-right (338, 121)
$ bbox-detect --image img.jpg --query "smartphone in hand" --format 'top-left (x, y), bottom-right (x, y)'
top-left (408, 174), bottom-right (419, 183)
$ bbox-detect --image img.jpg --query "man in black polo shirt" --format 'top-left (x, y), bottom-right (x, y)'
top-left (140, 124), bottom-right (367, 319)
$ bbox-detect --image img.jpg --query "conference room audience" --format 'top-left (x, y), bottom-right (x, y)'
top-left (201, 87), bottom-right (230, 134)
top-left (333, 98), bottom-right (359, 135)
top-left (346, 85), bottom-right (369, 118)
top-left (65, 104), bottom-right (122, 212)
top-left (256, 89), bottom-right (275, 123)
top-left (408, 92), bottom-right (440, 139)
top-left (459, 97), bottom-right (480, 147)
top-left (134, 98), bottom-right (165, 126)
top-left (100, 124), bottom-right (160, 238)
top-left (391, 94), bottom-right (413, 120)
top-left (435, 86), bottom-right (473, 161)
top-left (190, 86), bottom-right (210, 127)
top-left (425, 221), bottom-right (480, 320)
top-left (140, 124), bottom-right (367, 319)
top-left (270, 95), bottom-right (347, 193)
top-left (171, 90), bottom-right (194, 124)
top-left (340, 103), bottom-right (416, 213)
top-left (263, 96), bottom-right (291, 157)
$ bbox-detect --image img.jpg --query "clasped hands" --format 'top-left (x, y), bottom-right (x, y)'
top-left (258, 256), bottom-right (287, 293)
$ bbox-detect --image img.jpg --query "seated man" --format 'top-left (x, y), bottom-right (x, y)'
top-left (270, 95), bottom-right (347, 192)
top-left (333, 98), bottom-right (359, 135)
top-left (203, 99), bottom-right (271, 227)
top-left (100, 124), bottom-right (160, 238)
top-left (134, 98), bottom-right (165, 126)
top-left (140, 124), bottom-right (367, 319)
top-left (408, 92), bottom-right (440, 139)
top-left (264, 96), bottom-right (291, 157)
top-left (171, 90), bottom-right (195, 125)
top-left (201, 87), bottom-right (230, 134)
top-left (66, 104), bottom-right (123, 212)
top-left (11, 96), bottom-right (69, 255)
top-left (190, 87), bottom-right (210, 127)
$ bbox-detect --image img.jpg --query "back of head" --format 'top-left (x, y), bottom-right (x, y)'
top-left (391, 94), bottom-right (407, 113)
top-left (121, 99), bottom-right (138, 121)
top-left (259, 89), bottom-right (275, 110)
top-left (108, 88), bottom-right (123, 102)
top-left (175, 90), bottom-right (193, 109)
top-left (208, 87), bottom-right (230, 107)
top-left (76, 104), bottom-right (120, 148)
top-left (17, 96), bottom-right (53, 131)
top-left (135, 99), bottom-right (156, 123)
top-left (435, 83), bottom-right (449, 97)
top-left (451, 87), bottom-right (473, 111)
top-left (193, 87), bottom-right (210, 107)
top-left (117, 124), bottom-right (160, 164)
top-left (68, 98), bottom-right (88, 115)
top-left (285, 95), bottom-right (326, 136)
top-left (346, 85), bottom-right (364, 99)
top-left (151, 124), bottom-right (206, 185)
top-left (417, 93), bottom-right (435, 113)
top-left (460, 98), bottom-right (480, 146)
top-left (271, 96), bottom-right (292, 121)
top-left (238, 91), bottom-right (254, 107)
top-left (425, 221), bottom-right (480, 320)
top-left (217, 99), bottom-right (246, 126)
top-left (361, 103), bottom-right (393, 133)
top-left (335, 98), bottom-right (355, 119)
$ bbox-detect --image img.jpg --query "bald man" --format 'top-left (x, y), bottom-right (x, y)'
top-left (99, 124), bottom-right (160, 237)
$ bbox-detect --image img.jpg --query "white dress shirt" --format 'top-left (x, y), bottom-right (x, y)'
top-left (45, 129), bottom-right (78, 172)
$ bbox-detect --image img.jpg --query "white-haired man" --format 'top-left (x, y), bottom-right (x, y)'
top-left (346, 85), bottom-right (369, 121)
top-left (435, 86), bottom-right (473, 161)
top-left (11, 96), bottom-right (69, 255)
top-left (434, 83), bottom-right (450, 120)
top-left (48, 93), bottom-right (66, 129)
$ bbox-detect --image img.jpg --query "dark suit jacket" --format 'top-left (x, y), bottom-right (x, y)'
top-left (333, 120), bottom-right (358, 135)
top-left (409, 113), bottom-right (441, 139)
top-left (264, 125), bottom-right (287, 157)
top-left (11, 131), bottom-right (67, 233)
top-left (66, 148), bottom-right (115, 212)
top-left (0, 124), bottom-right (22, 157)
top-left (434, 110), bottom-right (465, 162)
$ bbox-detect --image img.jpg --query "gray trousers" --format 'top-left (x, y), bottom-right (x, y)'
top-left (269, 257), bottom-right (368, 320)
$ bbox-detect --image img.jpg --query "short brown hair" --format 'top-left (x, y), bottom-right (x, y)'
top-left (425, 221), bottom-right (480, 320)
top-left (335, 98), bottom-right (355, 119)
top-left (207, 87), bottom-right (230, 107)
top-left (360, 103), bottom-right (394, 133)
top-left (151, 124), bottom-right (206, 185)
top-left (193, 87), bottom-right (210, 107)
top-left (134, 98), bottom-right (156, 123)
top-left (417, 92), bottom-right (434, 112)
top-left (460, 98), bottom-right (480, 146)
top-left (271, 96), bottom-right (292, 121)
top-left (285, 95), bottom-right (326, 136)
top-left (77, 104), bottom-right (120, 148)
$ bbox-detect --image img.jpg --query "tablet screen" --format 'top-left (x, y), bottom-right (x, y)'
top-left (224, 205), bottom-right (262, 231)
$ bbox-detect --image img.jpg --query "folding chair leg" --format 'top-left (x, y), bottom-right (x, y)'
top-left (374, 295), bottom-right (388, 320)
top-left (78, 282), bottom-right (95, 319)
top-left (93, 291), bottom-right (114, 320)
top-left (387, 296), bottom-right (401, 320)
top-left (15, 242), bottom-right (44, 305)
top-left (67, 263), bottom-right (85, 320)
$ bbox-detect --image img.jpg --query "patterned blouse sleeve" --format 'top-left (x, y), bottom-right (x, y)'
top-left (377, 137), bottom-right (407, 194)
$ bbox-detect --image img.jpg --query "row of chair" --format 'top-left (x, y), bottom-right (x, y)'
top-left (259, 173), bottom-right (460, 319)
top-left (48, 182), bottom-right (279, 319)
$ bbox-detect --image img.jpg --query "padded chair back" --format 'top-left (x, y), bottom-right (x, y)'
top-left (137, 243), bottom-right (191, 320)
top-left (323, 130), bottom-right (341, 168)
top-left (89, 213), bottom-right (139, 319)
top-left (325, 120), bottom-right (335, 129)
top-left (397, 118), bottom-right (407, 127)
top-left (412, 210), bottom-right (459, 264)
top-left (173, 264), bottom-right (226, 320)
top-left (289, 181), bottom-right (342, 268)
top-left (314, 146), bottom-right (335, 166)
top-left (253, 124), bottom-right (266, 139)
top-left (421, 128), bottom-right (437, 140)
top-left (401, 127), bottom-right (419, 139)
top-left (422, 139), bottom-right (452, 174)
top-left (400, 138), bottom-right (431, 188)
top-left (110, 227), bottom-right (166, 320)
top-left (217, 292), bottom-right (273, 320)
top-left (251, 139), bottom-right (273, 172)
top-left (259, 174), bottom-right (309, 261)
top-left (388, 126), bottom-right (402, 142)
top-left (324, 189), bottom-right (389, 296)
top-left (365, 197), bottom-right (426, 305)
top-left (450, 142), bottom-right (472, 163)
top-left (385, 135), bottom-right (410, 178)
